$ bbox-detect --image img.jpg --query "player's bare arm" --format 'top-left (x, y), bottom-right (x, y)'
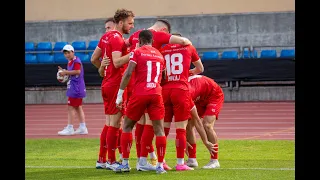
top-left (190, 60), bottom-right (204, 75)
top-left (91, 47), bottom-right (102, 68)
top-left (113, 53), bottom-right (130, 68)
top-left (169, 35), bottom-right (192, 46)
top-left (112, 51), bottom-right (126, 68)
top-left (115, 61), bottom-right (136, 108)
top-left (190, 108), bottom-right (215, 155)
top-left (58, 66), bottom-right (80, 76)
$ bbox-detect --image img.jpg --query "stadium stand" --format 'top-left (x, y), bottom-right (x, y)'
top-left (260, 50), bottom-right (277, 58)
top-left (25, 41), bottom-right (295, 64)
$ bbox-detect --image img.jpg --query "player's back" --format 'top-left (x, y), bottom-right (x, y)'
top-left (189, 75), bottom-right (223, 102)
top-left (130, 45), bottom-right (164, 95)
top-left (129, 29), bottom-right (172, 51)
top-left (98, 30), bottom-right (127, 87)
top-left (160, 44), bottom-right (199, 90)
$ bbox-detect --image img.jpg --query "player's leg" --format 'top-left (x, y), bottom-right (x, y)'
top-left (172, 89), bottom-right (194, 171)
top-left (162, 89), bottom-right (173, 170)
top-left (115, 95), bottom-right (145, 173)
top-left (117, 117), bottom-right (123, 162)
top-left (96, 88), bottom-right (110, 169)
top-left (138, 113), bottom-right (157, 171)
top-left (96, 115), bottom-right (110, 169)
top-left (148, 94), bottom-right (167, 174)
top-left (58, 97), bottom-right (77, 135)
top-left (105, 87), bottom-right (125, 170)
top-left (73, 98), bottom-right (88, 135)
top-left (185, 104), bottom-right (205, 167)
top-left (186, 117), bottom-right (198, 167)
top-left (141, 113), bottom-right (158, 166)
top-left (202, 96), bottom-right (224, 169)
top-left (135, 113), bottom-right (146, 164)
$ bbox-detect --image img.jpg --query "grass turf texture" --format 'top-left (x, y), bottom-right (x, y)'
top-left (26, 139), bottom-right (294, 180)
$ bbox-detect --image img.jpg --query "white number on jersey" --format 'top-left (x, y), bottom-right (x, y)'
top-left (164, 53), bottom-right (183, 76)
top-left (146, 61), bottom-right (161, 88)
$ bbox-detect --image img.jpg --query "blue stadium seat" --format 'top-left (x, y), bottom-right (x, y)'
top-left (202, 51), bottom-right (219, 60)
top-left (260, 50), bottom-right (277, 58)
top-left (76, 52), bottom-right (90, 63)
top-left (87, 40), bottom-right (99, 50)
top-left (53, 42), bottom-right (68, 51)
top-left (37, 54), bottom-right (54, 64)
top-left (25, 54), bottom-right (37, 64)
top-left (72, 41), bottom-right (86, 50)
top-left (25, 42), bottom-right (35, 52)
top-left (242, 50), bottom-right (258, 59)
top-left (221, 51), bottom-right (238, 59)
top-left (54, 53), bottom-right (67, 63)
top-left (88, 52), bottom-right (93, 59)
top-left (36, 42), bottom-right (52, 51)
top-left (280, 49), bottom-right (295, 58)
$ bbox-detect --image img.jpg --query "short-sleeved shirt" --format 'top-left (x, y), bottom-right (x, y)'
top-left (160, 44), bottom-right (200, 90)
top-left (129, 45), bottom-right (165, 95)
top-left (97, 30), bottom-right (128, 87)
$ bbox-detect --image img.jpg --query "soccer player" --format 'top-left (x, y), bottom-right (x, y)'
top-left (105, 17), bottom-right (115, 32)
top-left (103, 20), bottom-right (193, 170)
top-left (91, 16), bottom-right (122, 169)
top-left (91, 8), bottom-right (135, 170)
top-left (186, 75), bottom-right (224, 169)
top-left (114, 30), bottom-right (167, 174)
top-left (160, 34), bottom-right (206, 171)
top-left (57, 44), bottom-right (87, 136)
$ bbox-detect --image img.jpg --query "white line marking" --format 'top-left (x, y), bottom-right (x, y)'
top-left (25, 166), bottom-right (295, 171)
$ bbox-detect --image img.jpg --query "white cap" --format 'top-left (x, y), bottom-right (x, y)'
top-left (62, 44), bottom-right (74, 52)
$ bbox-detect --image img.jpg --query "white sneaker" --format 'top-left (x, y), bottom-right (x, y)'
top-left (106, 162), bottom-right (121, 171)
top-left (74, 127), bottom-right (88, 135)
top-left (96, 161), bottom-right (106, 169)
top-left (58, 127), bottom-right (74, 136)
top-left (202, 159), bottom-right (220, 169)
top-left (186, 159), bottom-right (198, 167)
top-left (137, 162), bottom-right (156, 171)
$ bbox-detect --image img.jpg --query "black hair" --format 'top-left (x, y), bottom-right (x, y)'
top-left (157, 19), bottom-right (171, 33)
top-left (139, 30), bottom-right (153, 45)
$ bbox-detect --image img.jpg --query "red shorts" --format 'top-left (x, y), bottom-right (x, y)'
top-left (195, 94), bottom-right (224, 119)
top-left (68, 97), bottom-right (83, 107)
top-left (162, 88), bottom-right (193, 122)
top-left (126, 94), bottom-right (164, 121)
top-left (101, 86), bottom-right (127, 115)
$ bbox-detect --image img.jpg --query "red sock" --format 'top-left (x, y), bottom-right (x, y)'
top-left (140, 125), bottom-right (154, 158)
top-left (176, 129), bottom-right (186, 158)
top-left (121, 132), bottom-right (133, 159)
top-left (188, 144), bottom-right (197, 158)
top-left (135, 123), bottom-right (144, 158)
top-left (118, 129), bottom-right (123, 154)
top-left (98, 125), bottom-right (108, 163)
top-left (164, 127), bottom-right (170, 137)
top-left (156, 136), bottom-right (166, 163)
top-left (148, 144), bottom-right (155, 153)
top-left (106, 126), bottom-right (119, 163)
top-left (211, 144), bottom-right (219, 159)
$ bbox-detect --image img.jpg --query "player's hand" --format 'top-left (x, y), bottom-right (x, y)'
top-left (185, 141), bottom-right (193, 157)
top-left (184, 38), bottom-right (192, 46)
top-left (57, 66), bottom-right (67, 76)
top-left (101, 53), bottom-right (110, 67)
top-left (205, 141), bottom-right (217, 156)
top-left (189, 69), bottom-right (195, 76)
top-left (115, 97), bottom-right (123, 110)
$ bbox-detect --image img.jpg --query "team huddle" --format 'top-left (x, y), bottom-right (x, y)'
top-left (89, 8), bottom-right (224, 174)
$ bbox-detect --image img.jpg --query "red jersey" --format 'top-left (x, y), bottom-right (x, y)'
top-left (129, 45), bottom-right (164, 95)
top-left (97, 30), bottom-right (128, 87)
top-left (128, 29), bottom-right (172, 51)
top-left (189, 75), bottom-right (224, 103)
top-left (160, 44), bottom-right (200, 90)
